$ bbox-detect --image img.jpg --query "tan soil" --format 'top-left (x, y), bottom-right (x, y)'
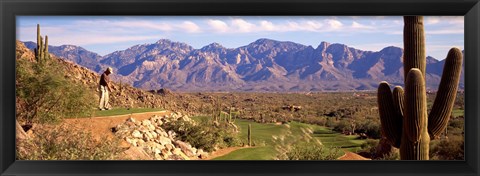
top-left (62, 110), bottom-right (170, 148)
top-left (60, 110), bottom-right (246, 160)
top-left (337, 151), bottom-right (371, 160)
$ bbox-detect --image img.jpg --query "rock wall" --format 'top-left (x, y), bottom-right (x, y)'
top-left (113, 112), bottom-right (208, 160)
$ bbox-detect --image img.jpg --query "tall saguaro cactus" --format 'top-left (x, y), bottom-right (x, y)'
top-left (377, 16), bottom-right (463, 160)
top-left (34, 24), bottom-right (50, 63)
top-left (248, 124), bottom-right (252, 146)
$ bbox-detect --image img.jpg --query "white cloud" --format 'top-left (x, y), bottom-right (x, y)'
top-left (427, 29), bottom-right (464, 35)
top-left (351, 21), bottom-right (374, 29)
top-left (259, 20), bottom-right (275, 31)
top-left (207, 19), bottom-right (229, 33)
top-left (425, 17), bottom-right (440, 25)
top-left (325, 19), bottom-right (343, 29)
top-left (179, 21), bottom-right (201, 33)
top-left (76, 20), bottom-right (174, 31)
top-left (231, 18), bottom-right (255, 33)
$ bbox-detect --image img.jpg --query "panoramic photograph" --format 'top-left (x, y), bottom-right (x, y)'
top-left (15, 16), bottom-right (464, 160)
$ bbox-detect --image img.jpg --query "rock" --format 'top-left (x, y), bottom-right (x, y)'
top-left (199, 152), bottom-right (209, 159)
top-left (154, 148), bottom-right (162, 155)
top-left (165, 143), bottom-right (175, 151)
top-left (167, 130), bottom-right (177, 139)
top-left (154, 153), bottom-right (163, 160)
top-left (120, 147), bottom-right (153, 160)
top-left (126, 117), bottom-right (136, 123)
top-left (177, 152), bottom-right (190, 160)
top-left (174, 140), bottom-right (195, 157)
top-left (155, 129), bottom-right (164, 134)
top-left (138, 126), bottom-right (149, 133)
top-left (143, 132), bottom-right (154, 141)
top-left (142, 119), bottom-right (152, 126)
top-left (158, 136), bottom-right (171, 145)
top-left (161, 149), bottom-right (171, 159)
top-left (150, 131), bottom-right (158, 139)
top-left (155, 120), bottom-right (163, 126)
top-left (131, 130), bottom-right (142, 138)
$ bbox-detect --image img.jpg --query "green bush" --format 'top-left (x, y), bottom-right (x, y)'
top-left (275, 127), bottom-right (340, 160)
top-left (16, 57), bottom-right (95, 124)
top-left (284, 142), bottom-right (340, 160)
top-left (17, 124), bottom-right (121, 160)
top-left (377, 150), bottom-right (400, 160)
top-left (164, 118), bottom-right (240, 152)
top-left (360, 139), bottom-right (378, 153)
top-left (430, 135), bottom-right (464, 160)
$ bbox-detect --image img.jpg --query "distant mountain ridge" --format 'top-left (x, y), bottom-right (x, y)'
top-left (23, 39), bottom-right (464, 92)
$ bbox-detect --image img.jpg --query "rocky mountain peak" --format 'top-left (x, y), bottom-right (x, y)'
top-left (200, 42), bottom-right (226, 51)
top-left (317, 41), bottom-right (331, 50)
top-left (21, 38), bottom-right (464, 92)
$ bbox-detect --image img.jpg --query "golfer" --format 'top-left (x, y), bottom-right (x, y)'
top-left (99, 67), bottom-right (113, 110)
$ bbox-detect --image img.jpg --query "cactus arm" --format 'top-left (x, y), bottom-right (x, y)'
top-left (36, 24), bottom-right (41, 56)
top-left (403, 16), bottom-right (426, 81)
top-left (428, 48), bottom-right (463, 139)
top-left (393, 86), bottom-right (405, 117)
top-left (40, 36), bottom-right (44, 61)
top-left (400, 117), bottom-right (430, 160)
top-left (44, 35), bottom-right (49, 59)
top-left (377, 81), bottom-right (402, 148)
top-left (404, 68), bottom-right (427, 143)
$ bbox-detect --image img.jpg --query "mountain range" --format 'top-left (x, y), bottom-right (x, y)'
top-left (23, 39), bottom-right (464, 92)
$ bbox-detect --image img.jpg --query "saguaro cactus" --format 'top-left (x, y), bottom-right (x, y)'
top-left (248, 124), bottom-right (252, 146)
top-left (377, 16), bottom-right (463, 160)
top-left (34, 24), bottom-right (50, 63)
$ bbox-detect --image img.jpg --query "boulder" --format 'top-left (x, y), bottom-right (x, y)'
top-left (143, 132), bottom-right (154, 141)
top-left (165, 143), bottom-right (175, 151)
top-left (120, 147), bottom-right (153, 160)
top-left (131, 130), bottom-right (142, 138)
top-left (158, 136), bottom-right (171, 146)
top-left (174, 140), bottom-right (195, 157)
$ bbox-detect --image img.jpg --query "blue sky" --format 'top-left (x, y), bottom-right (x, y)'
top-left (16, 16), bottom-right (464, 60)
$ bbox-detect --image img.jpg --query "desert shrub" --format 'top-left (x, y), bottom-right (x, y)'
top-left (283, 142), bottom-right (340, 160)
top-left (275, 127), bottom-right (340, 160)
top-left (360, 139), bottom-right (378, 154)
top-left (16, 58), bottom-right (95, 124)
top-left (430, 135), bottom-right (464, 160)
top-left (361, 122), bottom-right (382, 139)
top-left (377, 150), bottom-right (400, 160)
top-left (333, 119), bottom-right (351, 133)
top-left (448, 118), bottom-right (464, 129)
top-left (325, 117), bottom-right (337, 127)
top-left (164, 119), bottom-right (240, 152)
top-left (17, 124), bottom-right (121, 160)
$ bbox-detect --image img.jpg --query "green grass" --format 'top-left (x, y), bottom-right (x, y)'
top-left (213, 147), bottom-right (276, 160)
top-left (190, 116), bottom-right (367, 160)
top-left (80, 107), bottom-right (165, 118)
top-left (452, 109), bottom-right (464, 118)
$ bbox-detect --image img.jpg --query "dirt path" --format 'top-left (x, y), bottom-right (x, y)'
top-left (62, 110), bottom-right (169, 147)
top-left (337, 150), bottom-right (371, 160)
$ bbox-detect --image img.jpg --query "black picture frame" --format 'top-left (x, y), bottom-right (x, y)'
top-left (1, 0), bottom-right (479, 175)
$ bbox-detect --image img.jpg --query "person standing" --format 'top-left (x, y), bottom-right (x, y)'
top-left (99, 67), bottom-right (113, 110)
